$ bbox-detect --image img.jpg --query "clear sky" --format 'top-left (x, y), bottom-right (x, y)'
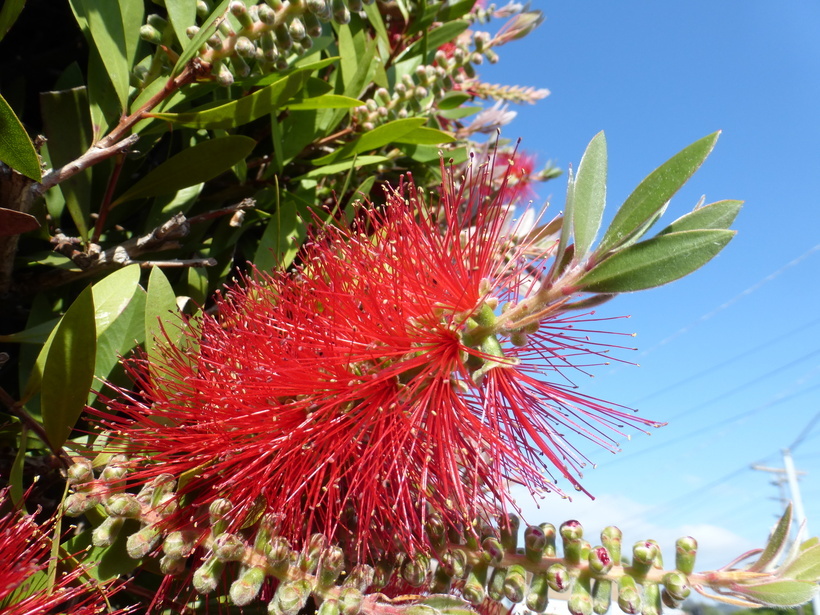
top-left (479, 2), bottom-right (820, 574)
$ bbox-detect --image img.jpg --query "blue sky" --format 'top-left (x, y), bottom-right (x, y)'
top-left (479, 3), bottom-right (820, 574)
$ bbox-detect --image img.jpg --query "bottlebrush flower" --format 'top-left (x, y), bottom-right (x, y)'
top-left (0, 489), bottom-right (127, 614)
top-left (98, 158), bottom-right (657, 561)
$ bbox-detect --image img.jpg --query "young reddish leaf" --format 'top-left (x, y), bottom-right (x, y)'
top-left (0, 207), bottom-right (39, 236)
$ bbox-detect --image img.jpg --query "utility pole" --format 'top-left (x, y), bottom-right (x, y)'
top-left (752, 449), bottom-right (818, 615)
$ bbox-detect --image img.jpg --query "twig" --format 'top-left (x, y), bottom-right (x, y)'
top-left (91, 154), bottom-right (126, 244)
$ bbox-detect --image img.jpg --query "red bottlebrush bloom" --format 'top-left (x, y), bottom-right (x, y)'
top-left (494, 150), bottom-right (538, 204)
top-left (99, 159), bottom-right (657, 559)
top-left (0, 489), bottom-right (128, 614)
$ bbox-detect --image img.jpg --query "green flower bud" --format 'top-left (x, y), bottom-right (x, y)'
top-left (299, 533), bottom-right (327, 573)
top-left (207, 33), bottom-right (224, 51)
top-left (317, 546), bottom-right (345, 587)
top-left (662, 571), bottom-right (690, 602)
top-left (591, 579), bottom-right (613, 615)
top-left (67, 458), bottom-right (94, 487)
top-left (307, 0), bottom-right (329, 16)
top-left (288, 17), bottom-right (306, 41)
top-left (269, 579), bottom-right (313, 615)
top-left (163, 530), bottom-right (197, 558)
top-left (331, 0), bottom-right (349, 24)
top-left (463, 562), bottom-right (487, 605)
top-left (235, 36), bottom-right (256, 58)
top-left (230, 1), bottom-right (253, 29)
top-left (661, 588), bottom-right (682, 609)
top-left (159, 554), bottom-right (187, 575)
top-left (675, 536), bottom-right (697, 575)
top-left (484, 49), bottom-right (499, 64)
top-left (503, 563), bottom-right (528, 603)
top-left (588, 546), bottom-right (613, 574)
top-left (92, 516), bottom-right (125, 547)
top-left (440, 548), bottom-right (467, 578)
top-left (303, 11), bottom-right (323, 36)
top-left (425, 514), bottom-right (446, 549)
top-left (213, 532), bottom-right (246, 561)
top-left (348, 0), bottom-right (363, 11)
top-left (540, 523), bottom-right (557, 557)
top-left (150, 474), bottom-right (177, 506)
top-left (601, 526), bottom-right (622, 566)
top-left (641, 582), bottom-right (661, 615)
top-left (63, 491), bottom-right (101, 517)
top-left (431, 565), bottom-right (453, 594)
top-left (525, 525), bottom-right (547, 562)
top-left (526, 570), bottom-right (550, 612)
top-left (318, 599), bottom-right (341, 615)
top-left (127, 524), bottom-right (163, 559)
top-left (487, 566), bottom-right (507, 601)
top-left (339, 587), bottom-right (364, 615)
top-left (209, 498), bottom-right (233, 534)
top-left (343, 564), bottom-right (374, 591)
top-left (230, 56), bottom-right (251, 78)
top-left (617, 576), bottom-right (641, 614)
top-left (268, 536), bottom-right (292, 565)
top-left (569, 577), bottom-right (593, 615)
top-left (193, 554), bottom-right (226, 595)
top-left (402, 555), bottom-right (429, 587)
top-left (263, 0), bottom-right (284, 8)
top-left (274, 23), bottom-right (293, 50)
top-left (103, 493), bottom-right (142, 518)
top-left (481, 536), bottom-right (504, 565)
top-left (231, 566), bottom-right (267, 606)
top-left (258, 4), bottom-right (276, 25)
top-left (298, 36), bottom-right (313, 52)
top-left (499, 514), bottom-right (519, 553)
top-left (196, 1), bottom-right (210, 19)
top-left (546, 563), bottom-right (569, 592)
top-left (139, 24), bottom-right (163, 46)
top-left (560, 519), bottom-right (584, 543)
top-left (564, 538), bottom-right (586, 567)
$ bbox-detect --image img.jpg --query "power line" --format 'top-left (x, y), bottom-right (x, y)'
top-left (790, 408), bottom-right (820, 451)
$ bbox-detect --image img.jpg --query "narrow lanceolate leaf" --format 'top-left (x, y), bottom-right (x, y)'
top-left (393, 126), bottom-right (456, 145)
top-left (572, 131), bottom-right (607, 259)
top-left (41, 285), bottom-right (96, 449)
top-left (313, 118), bottom-right (427, 165)
top-left (145, 267), bottom-right (180, 371)
top-left (150, 70), bottom-right (313, 129)
top-left (659, 200), bottom-right (743, 235)
top-left (780, 542), bottom-right (820, 581)
top-left (0, 92), bottom-right (41, 181)
top-left (596, 132), bottom-right (720, 255)
top-left (577, 229), bottom-right (735, 293)
top-left (75, 0), bottom-right (130, 110)
top-left (0, 0), bottom-right (26, 43)
top-left (284, 94), bottom-right (365, 111)
top-left (113, 136), bottom-right (255, 205)
top-left (739, 580), bottom-right (819, 607)
top-left (165, 0), bottom-right (197, 50)
top-left (255, 199), bottom-right (307, 271)
top-left (750, 504), bottom-right (793, 572)
top-left (172, 0), bottom-right (230, 77)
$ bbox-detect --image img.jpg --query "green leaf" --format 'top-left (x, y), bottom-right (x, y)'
top-left (740, 580), bottom-right (818, 607)
top-left (421, 595), bottom-right (476, 615)
top-left (577, 229), bottom-right (735, 293)
top-left (150, 70), bottom-right (314, 129)
top-left (550, 166), bottom-right (575, 281)
top-left (750, 504), bottom-right (793, 572)
top-left (393, 126), bottom-right (456, 145)
top-left (437, 0), bottom-right (478, 21)
top-left (781, 543), bottom-right (820, 582)
top-left (0, 0), bottom-right (25, 42)
top-left (437, 91), bottom-right (471, 110)
top-left (0, 92), bottom-right (41, 181)
top-left (297, 155), bottom-right (388, 180)
top-left (73, 0), bottom-right (130, 110)
top-left (659, 199), bottom-right (743, 235)
top-left (0, 317), bottom-right (59, 344)
top-left (172, 0), bottom-right (231, 77)
top-left (596, 132), bottom-right (720, 254)
top-left (63, 519), bottom-right (143, 581)
top-left (166, 0), bottom-right (197, 50)
top-left (41, 285), bottom-right (97, 449)
top-left (40, 86), bottom-right (93, 240)
top-left (398, 21), bottom-right (469, 61)
top-left (145, 267), bottom-right (180, 369)
top-left (313, 117), bottom-right (427, 164)
top-left (255, 198), bottom-right (306, 271)
top-left (572, 131), bottom-right (607, 259)
top-left (285, 94), bottom-right (365, 110)
top-left (113, 135), bottom-right (255, 205)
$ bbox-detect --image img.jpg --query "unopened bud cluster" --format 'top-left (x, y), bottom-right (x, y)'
top-left (64, 458), bottom-right (698, 614)
top-left (139, 0), bottom-right (373, 86)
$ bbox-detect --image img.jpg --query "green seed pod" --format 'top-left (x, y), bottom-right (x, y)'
top-left (63, 492), bottom-right (101, 517)
top-left (526, 570), bottom-right (550, 612)
top-left (92, 516), bottom-right (124, 548)
top-left (481, 536), bottom-right (504, 565)
top-left (641, 582), bottom-right (661, 615)
top-left (67, 458), bottom-right (94, 487)
top-left (617, 575), bottom-right (641, 614)
top-left (568, 576), bottom-right (592, 615)
top-left (525, 525), bottom-right (547, 562)
top-left (339, 587), bottom-right (364, 615)
top-left (588, 546), bottom-right (613, 574)
top-left (103, 493), bottom-right (142, 518)
top-left (463, 562), bottom-right (487, 605)
top-left (193, 554), bottom-right (226, 595)
top-left (159, 554), bottom-right (187, 575)
top-left (230, 566), bottom-right (267, 606)
top-left (591, 579), bottom-right (612, 615)
top-left (343, 564), bottom-right (374, 591)
top-left (601, 526), bottom-right (622, 566)
top-left (503, 563), bottom-right (528, 603)
top-left (163, 530), bottom-right (197, 558)
top-left (126, 524), bottom-right (162, 559)
top-left (675, 536), bottom-right (697, 575)
top-left (402, 554), bottom-right (430, 587)
top-left (331, 0), bottom-right (349, 24)
top-left (318, 599), bottom-right (341, 615)
top-left (213, 532), bottom-right (247, 562)
top-left (546, 563), bottom-right (569, 592)
top-left (487, 567), bottom-right (507, 601)
top-left (662, 571), bottom-right (690, 602)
